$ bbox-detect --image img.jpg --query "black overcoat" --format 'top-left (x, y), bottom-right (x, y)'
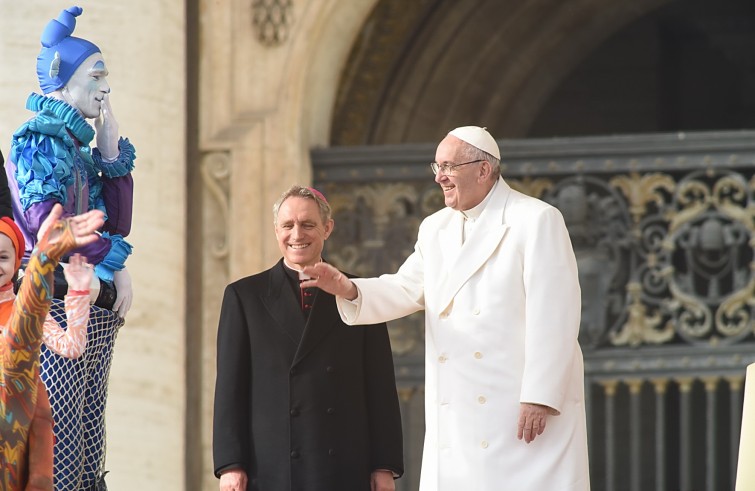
top-left (213, 260), bottom-right (404, 491)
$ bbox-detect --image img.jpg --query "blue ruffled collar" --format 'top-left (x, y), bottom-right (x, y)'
top-left (25, 92), bottom-right (95, 145)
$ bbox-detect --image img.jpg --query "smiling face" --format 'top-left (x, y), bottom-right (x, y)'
top-left (275, 196), bottom-right (334, 270)
top-left (64, 53), bottom-right (110, 119)
top-left (433, 135), bottom-right (493, 211)
top-left (0, 234), bottom-right (17, 288)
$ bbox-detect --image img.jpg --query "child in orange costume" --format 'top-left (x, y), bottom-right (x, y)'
top-left (0, 205), bottom-right (103, 490)
top-left (0, 219), bottom-right (93, 359)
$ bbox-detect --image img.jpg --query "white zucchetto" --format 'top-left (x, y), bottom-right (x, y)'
top-left (448, 126), bottom-right (500, 160)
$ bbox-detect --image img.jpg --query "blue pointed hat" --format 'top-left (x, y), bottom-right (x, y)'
top-left (36, 6), bottom-right (100, 94)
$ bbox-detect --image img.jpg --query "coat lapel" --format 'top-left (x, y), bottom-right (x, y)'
top-left (292, 289), bottom-right (340, 366)
top-left (437, 179), bottom-right (511, 311)
top-left (262, 261), bottom-right (307, 346)
top-left (439, 213), bottom-right (464, 270)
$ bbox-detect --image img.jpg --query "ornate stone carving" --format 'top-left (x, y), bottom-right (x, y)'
top-left (252, 0), bottom-right (293, 46)
top-left (200, 151), bottom-right (231, 260)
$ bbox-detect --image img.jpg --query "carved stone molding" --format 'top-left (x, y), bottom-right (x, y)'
top-left (200, 151), bottom-right (232, 261)
top-left (331, 0), bottom-right (675, 144)
top-left (330, 0), bottom-right (439, 145)
top-left (252, 0), bottom-right (294, 47)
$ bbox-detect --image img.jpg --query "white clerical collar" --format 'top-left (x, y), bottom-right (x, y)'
top-left (460, 179), bottom-right (498, 221)
top-left (283, 259), bottom-right (322, 280)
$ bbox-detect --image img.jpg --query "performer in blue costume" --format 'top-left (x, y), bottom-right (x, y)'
top-left (5, 6), bottom-right (136, 490)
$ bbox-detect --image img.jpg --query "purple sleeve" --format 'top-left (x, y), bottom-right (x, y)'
top-left (101, 173), bottom-right (133, 237)
top-left (25, 200), bottom-right (112, 264)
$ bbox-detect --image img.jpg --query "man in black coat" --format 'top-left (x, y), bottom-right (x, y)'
top-left (213, 185), bottom-right (404, 491)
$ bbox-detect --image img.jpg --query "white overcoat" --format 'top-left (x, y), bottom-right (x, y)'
top-left (337, 178), bottom-right (590, 491)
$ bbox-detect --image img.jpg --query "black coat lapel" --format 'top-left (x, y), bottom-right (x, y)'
top-left (262, 260), bottom-right (307, 346)
top-left (292, 289), bottom-right (339, 366)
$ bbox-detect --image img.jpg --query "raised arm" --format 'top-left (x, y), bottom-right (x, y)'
top-left (5, 206), bottom-right (103, 356)
top-left (41, 254), bottom-right (92, 358)
top-left (300, 263), bottom-right (358, 299)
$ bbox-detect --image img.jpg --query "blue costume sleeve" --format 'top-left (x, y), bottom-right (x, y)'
top-left (91, 137), bottom-right (136, 178)
top-left (93, 232), bottom-right (133, 282)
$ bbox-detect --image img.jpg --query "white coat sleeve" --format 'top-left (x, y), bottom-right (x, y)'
top-left (519, 206), bottom-right (582, 414)
top-left (336, 238), bottom-right (426, 325)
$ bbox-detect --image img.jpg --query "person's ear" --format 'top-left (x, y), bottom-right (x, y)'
top-left (323, 219), bottom-right (335, 239)
top-left (478, 160), bottom-right (491, 181)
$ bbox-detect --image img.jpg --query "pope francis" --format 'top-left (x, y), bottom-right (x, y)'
top-left (304, 126), bottom-right (590, 491)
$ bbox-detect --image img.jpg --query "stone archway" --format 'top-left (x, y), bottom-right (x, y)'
top-left (332, 0), bottom-right (674, 144)
top-left (333, 0), bottom-right (755, 145)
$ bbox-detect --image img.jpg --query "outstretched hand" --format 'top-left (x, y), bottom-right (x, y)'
top-left (300, 263), bottom-right (358, 300)
top-left (37, 203), bottom-right (104, 247)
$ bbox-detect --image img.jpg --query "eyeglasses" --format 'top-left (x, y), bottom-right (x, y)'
top-left (430, 159), bottom-right (485, 175)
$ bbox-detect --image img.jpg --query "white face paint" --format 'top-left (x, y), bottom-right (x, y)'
top-left (63, 53), bottom-right (110, 119)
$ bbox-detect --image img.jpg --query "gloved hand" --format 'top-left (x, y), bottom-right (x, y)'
top-left (94, 95), bottom-right (120, 161)
top-left (88, 265), bottom-right (101, 306)
top-left (112, 267), bottom-right (133, 319)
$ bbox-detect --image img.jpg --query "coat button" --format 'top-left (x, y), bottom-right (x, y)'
top-left (290, 408), bottom-right (300, 417)
top-left (291, 450), bottom-right (300, 458)
top-left (478, 396), bottom-right (486, 404)
top-left (328, 448), bottom-right (336, 456)
top-left (481, 440), bottom-right (489, 449)
top-left (474, 351), bottom-right (483, 359)
top-left (473, 308), bottom-right (480, 315)
top-left (326, 407), bottom-right (335, 415)
top-left (326, 366), bottom-right (335, 373)
top-left (438, 354), bottom-right (447, 363)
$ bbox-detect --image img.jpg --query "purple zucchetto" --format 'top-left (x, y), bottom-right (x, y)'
top-left (36, 6), bottom-right (101, 94)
